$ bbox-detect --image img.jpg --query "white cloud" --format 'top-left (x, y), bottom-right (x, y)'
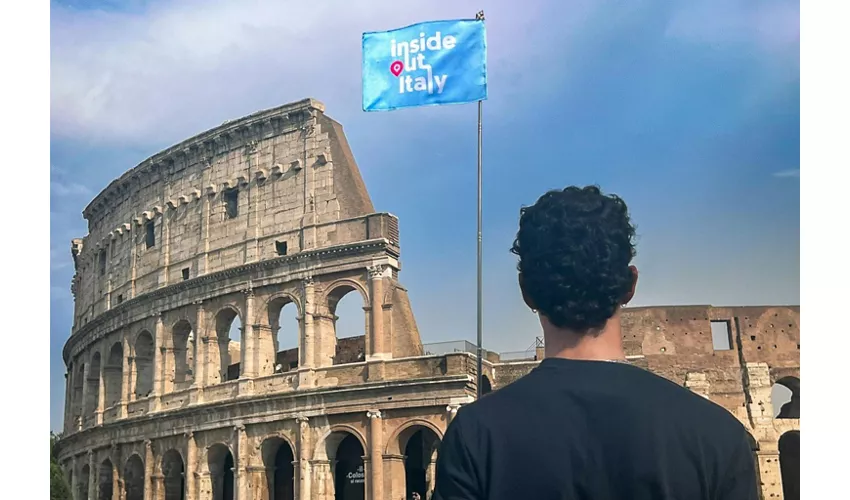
top-left (51, 180), bottom-right (91, 197)
top-left (773, 169), bottom-right (800, 178)
top-left (51, 0), bottom-right (591, 146)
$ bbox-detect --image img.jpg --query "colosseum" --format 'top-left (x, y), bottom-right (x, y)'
top-left (56, 98), bottom-right (800, 500)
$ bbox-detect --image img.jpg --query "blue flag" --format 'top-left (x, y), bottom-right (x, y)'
top-left (362, 19), bottom-right (487, 112)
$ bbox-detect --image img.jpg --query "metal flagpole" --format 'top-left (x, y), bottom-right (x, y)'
top-left (475, 10), bottom-right (485, 400)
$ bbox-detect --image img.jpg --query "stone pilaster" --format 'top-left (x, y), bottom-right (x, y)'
top-left (236, 424), bottom-right (249, 500)
top-left (152, 314), bottom-right (164, 408)
top-left (241, 288), bottom-right (257, 379)
top-left (96, 354), bottom-right (106, 425)
top-left (301, 277), bottom-right (316, 370)
top-left (368, 265), bottom-right (386, 358)
top-left (119, 335), bottom-right (131, 418)
top-left (367, 410), bottom-right (383, 500)
top-left (70, 455), bottom-right (78, 500)
top-left (186, 432), bottom-right (197, 500)
top-left (143, 440), bottom-right (153, 500)
top-left (296, 416), bottom-right (311, 500)
top-left (192, 300), bottom-right (207, 395)
top-left (88, 450), bottom-right (96, 500)
top-left (80, 361), bottom-right (90, 428)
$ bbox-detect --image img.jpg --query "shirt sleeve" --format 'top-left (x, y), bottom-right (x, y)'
top-left (717, 431), bottom-right (760, 500)
top-left (432, 410), bottom-right (482, 500)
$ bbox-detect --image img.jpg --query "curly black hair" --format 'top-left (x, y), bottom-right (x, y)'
top-left (510, 185), bottom-right (637, 334)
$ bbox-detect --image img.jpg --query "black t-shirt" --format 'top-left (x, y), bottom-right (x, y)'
top-left (433, 358), bottom-right (759, 500)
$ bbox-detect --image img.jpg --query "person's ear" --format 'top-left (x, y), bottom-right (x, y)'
top-left (621, 266), bottom-right (639, 305)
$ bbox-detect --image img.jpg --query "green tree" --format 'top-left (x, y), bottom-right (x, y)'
top-left (51, 432), bottom-right (72, 500)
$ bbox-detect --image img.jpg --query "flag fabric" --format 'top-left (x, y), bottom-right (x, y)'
top-left (362, 19), bottom-right (487, 112)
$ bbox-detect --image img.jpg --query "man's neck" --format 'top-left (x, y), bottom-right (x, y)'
top-left (541, 312), bottom-right (626, 361)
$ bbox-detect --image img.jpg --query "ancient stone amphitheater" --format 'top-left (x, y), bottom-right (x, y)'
top-left (57, 99), bottom-right (800, 500)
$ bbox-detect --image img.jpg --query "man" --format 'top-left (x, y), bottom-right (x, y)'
top-left (432, 186), bottom-right (759, 500)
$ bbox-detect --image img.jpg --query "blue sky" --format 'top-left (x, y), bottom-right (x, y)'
top-left (50, 0), bottom-right (800, 431)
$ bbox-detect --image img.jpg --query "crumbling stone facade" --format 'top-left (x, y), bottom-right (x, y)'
top-left (57, 100), bottom-right (799, 500)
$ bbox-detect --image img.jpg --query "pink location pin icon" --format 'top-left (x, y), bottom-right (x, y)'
top-left (390, 60), bottom-right (404, 77)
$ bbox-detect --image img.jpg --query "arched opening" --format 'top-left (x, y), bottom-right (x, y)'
top-left (208, 443), bottom-right (235, 500)
top-left (779, 431), bottom-right (800, 500)
top-left (397, 426), bottom-right (441, 500)
top-left (331, 432), bottom-right (365, 500)
top-left (79, 464), bottom-right (90, 500)
top-left (214, 308), bottom-right (242, 382)
top-left (772, 376), bottom-right (800, 418)
top-left (85, 352), bottom-right (102, 421)
top-left (328, 285), bottom-right (366, 366)
top-left (98, 458), bottom-right (116, 500)
top-left (481, 376), bottom-right (493, 396)
top-left (104, 342), bottom-right (123, 408)
top-left (170, 320), bottom-right (195, 391)
top-left (124, 454), bottom-right (145, 500)
top-left (162, 449), bottom-right (186, 500)
top-left (73, 364), bottom-right (84, 427)
top-left (268, 297), bottom-right (300, 373)
top-left (134, 331), bottom-right (154, 399)
top-left (261, 437), bottom-right (295, 500)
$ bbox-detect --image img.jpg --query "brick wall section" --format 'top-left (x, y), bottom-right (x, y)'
top-left (335, 336), bottom-right (366, 364)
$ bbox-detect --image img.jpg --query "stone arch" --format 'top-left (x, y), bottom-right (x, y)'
top-left (85, 351), bottom-right (102, 420)
top-left (266, 293), bottom-right (302, 374)
top-left (207, 443), bottom-right (236, 500)
top-left (79, 463), bottom-right (90, 500)
top-left (315, 427), bottom-right (366, 500)
top-left (104, 342), bottom-right (123, 408)
top-left (133, 330), bottom-right (155, 399)
top-left (98, 457), bottom-right (117, 500)
top-left (124, 454), bottom-right (145, 500)
top-left (772, 376), bottom-right (800, 419)
top-left (260, 435), bottom-right (296, 500)
top-left (779, 430), bottom-right (800, 500)
top-left (72, 363), bottom-right (85, 428)
top-left (162, 448), bottom-right (186, 500)
top-left (387, 421), bottom-right (442, 500)
top-left (169, 319), bottom-right (195, 392)
top-left (323, 280), bottom-right (369, 366)
top-left (481, 375), bottom-right (493, 395)
top-left (213, 305), bottom-right (244, 383)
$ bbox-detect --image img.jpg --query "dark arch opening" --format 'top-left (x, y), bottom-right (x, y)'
top-left (269, 298), bottom-right (300, 373)
top-left (262, 437), bottom-right (295, 500)
top-left (98, 458), bottom-right (115, 500)
top-left (124, 454), bottom-right (145, 500)
top-left (134, 331), bottom-right (154, 398)
top-left (481, 376), bottom-right (493, 395)
top-left (779, 431), bottom-right (800, 500)
top-left (328, 286), bottom-right (366, 366)
top-left (334, 433), bottom-right (365, 500)
top-left (208, 444), bottom-right (235, 500)
top-left (162, 449), bottom-right (185, 500)
top-left (79, 464), bottom-right (90, 500)
top-left (215, 308), bottom-right (242, 382)
top-left (104, 342), bottom-right (123, 408)
top-left (85, 353), bottom-right (102, 422)
top-left (401, 427), bottom-right (441, 500)
top-left (171, 320), bottom-right (195, 391)
top-left (772, 376), bottom-right (800, 419)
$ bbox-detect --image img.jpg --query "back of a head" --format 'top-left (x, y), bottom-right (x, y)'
top-left (511, 185), bottom-right (636, 334)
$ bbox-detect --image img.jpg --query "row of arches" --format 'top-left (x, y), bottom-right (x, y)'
top-left (69, 424), bottom-right (442, 500)
top-left (68, 284), bottom-right (370, 430)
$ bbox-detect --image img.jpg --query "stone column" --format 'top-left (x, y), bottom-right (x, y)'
top-left (367, 266), bottom-right (386, 358)
top-left (143, 440), bottom-right (153, 500)
top-left (241, 288), bottom-right (257, 379)
top-left (119, 336), bottom-right (131, 418)
top-left (80, 362), bottom-right (90, 429)
top-left (236, 424), bottom-right (249, 500)
top-left (70, 455), bottom-right (78, 500)
top-left (196, 472), bottom-right (212, 500)
top-left (151, 474), bottom-right (165, 500)
top-left (367, 410), bottom-right (383, 500)
top-left (158, 211), bottom-right (170, 288)
top-left (301, 277), bottom-right (315, 370)
top-left (88, 450), bottom-right (96, 500)
top-left (185, 432), bottom-right (197, 500)
top-left (310, 460), bottom-right (332, 500)
top-left (63, 371), bottom-right (71, 433)
top-left (192, 301), bottom-right (207, 403)
top-left (296, 416), bottom-right (311, 500)
top-left (96, 355), bottom-right (106, 425)
top-left (152, 314), bottom-right (164, 410)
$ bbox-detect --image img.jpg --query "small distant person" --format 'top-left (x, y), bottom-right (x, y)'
top-left (432, 186), bottom-right (759, 500)
top-left (412, 492), bottom-right (422, 500)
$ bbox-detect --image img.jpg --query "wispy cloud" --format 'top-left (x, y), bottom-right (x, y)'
top-left (773, 169), bottom-right (800, 178)
top-left (51, 180), bottom-right (91, 197)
